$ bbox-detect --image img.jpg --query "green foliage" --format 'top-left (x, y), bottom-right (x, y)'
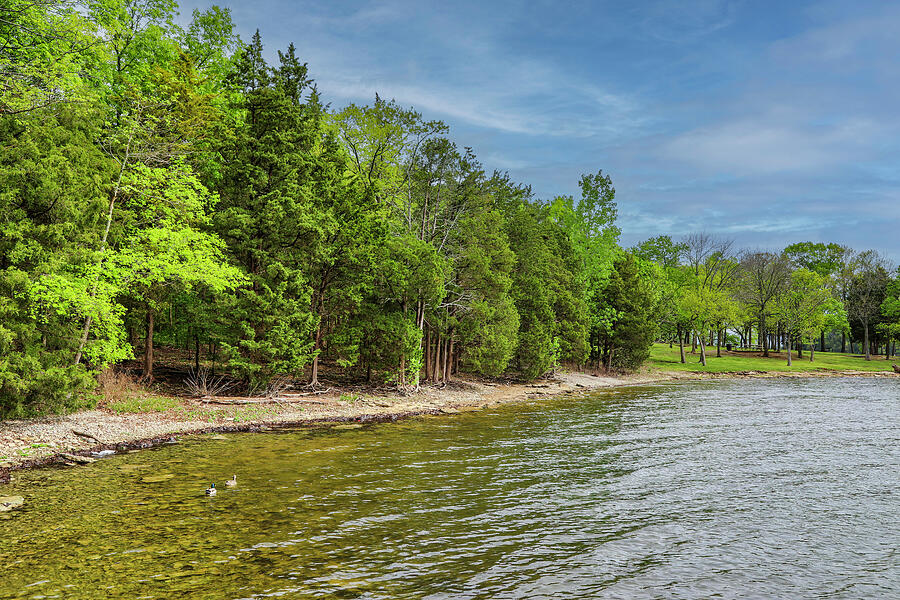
top-left (631, 235), bottom-right (687, 268)
top-left (783, 242), bottom-right (847, 278)
top-left (773, 269), bottom-right (843, 362)
top-left (595, 253), bottom-right (659, 370)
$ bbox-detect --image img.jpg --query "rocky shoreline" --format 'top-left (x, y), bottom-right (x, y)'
top-left (1, 368), bottom-right (896, 484)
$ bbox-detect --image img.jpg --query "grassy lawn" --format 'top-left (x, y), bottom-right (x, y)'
top-left (647, 343), bottom-right (896, 373)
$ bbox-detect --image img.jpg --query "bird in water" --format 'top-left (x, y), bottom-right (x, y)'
top-left (205, 483), bottom-right (216, 496)
top-left (225, 475), bottom-right (237, 487)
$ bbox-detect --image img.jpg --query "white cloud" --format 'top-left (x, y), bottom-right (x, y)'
top-left (660, 116), bottom-right (881, 175)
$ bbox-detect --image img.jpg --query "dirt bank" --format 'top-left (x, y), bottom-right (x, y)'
top-left (1, 368), bottom-right (896, 482)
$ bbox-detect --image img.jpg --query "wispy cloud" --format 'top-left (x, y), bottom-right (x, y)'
top-left (660, 115), bottom-right (882, 175)
top-left (175, 0), bottom-right (900, 259)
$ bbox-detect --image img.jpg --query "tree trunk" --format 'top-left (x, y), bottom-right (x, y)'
top-left (809, 336), bottom-right (814, 362)
top-left (698, 331), bottom-right (707, 366)
top-left (310, 323), bottom-right (322, 386)
top-left (864, 322), bottom-right (871, 361)
top-left (678, 325), bottom-right (686, 364)
top-left (194, 331), bottom-right (200, 372)
top-left (786, 335), bottom-right (792, 366)
top-left (716, 327), bottom-right (722, 358)
top-left (820, 330), bottom-right (826, 353)
top-left (143, 307), bottom-right (154, 381)
top-left (760, 312), bottom-right (769, 357)
top-left (841, 331), bottom-right (846, 353)
top-left (425, 327), bottom-right (432, 381)
top-left (435, 333), bottom-right (443, 383)
top-left (445, 335), bottom-right (454, 383)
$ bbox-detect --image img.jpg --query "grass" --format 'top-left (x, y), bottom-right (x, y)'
top-left (106, 395), bottom-right (180, 413)
top-left (647, 343), bottom-right (896, 373)
top-left (175, 403), bottom-right (282, 423)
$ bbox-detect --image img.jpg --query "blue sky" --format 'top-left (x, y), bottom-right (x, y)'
top-left (178, 0), bottom-right (900, 259)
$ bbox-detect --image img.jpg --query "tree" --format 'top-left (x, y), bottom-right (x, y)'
top-left (847, 250), bottom-right (890, 360)
top-left (595, 253), bottom-right (659, 370)
top-left (784, 241), bottom-right (849, 351)
top-left (631, 235), bottom-right (687, 268)
top-left (772, 269), bottom-right (842, 365)
top-left (880, 267), bottom-right (900, 359)
top-left (738, 251), bottom-right (791, 357)
top-left (112, 159), bottom-right (244, 380)
top-left (0, 104), bottom-right (120, 416)
top-left (212, 32), bottom-right (331, 384)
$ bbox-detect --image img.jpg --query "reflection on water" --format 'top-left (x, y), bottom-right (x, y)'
top-left (0, 378), bottom-right (898, 599)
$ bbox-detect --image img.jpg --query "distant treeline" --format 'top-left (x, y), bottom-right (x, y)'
top-left (632, 236), bottom-right (899, 367)
top-left (2, 2), bottom-right (898, 417)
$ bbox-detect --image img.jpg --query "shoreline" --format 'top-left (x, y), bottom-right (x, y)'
top-left (1, 368), bottom-right (897, 482)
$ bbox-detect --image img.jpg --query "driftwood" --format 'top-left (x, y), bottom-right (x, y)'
top-left (282, 387), bottom-right (332, 397)
top-left (893, 364), bottom-right (900, 374)
top-left (60, 453), bottom-right (95, 464)
top-left (201, 391), bottom-right (331, 406)
top-left (72, 429), bottom-right (102, 443)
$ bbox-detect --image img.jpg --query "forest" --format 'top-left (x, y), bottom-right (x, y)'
top-left (2, 1), bottom-right (900, 418)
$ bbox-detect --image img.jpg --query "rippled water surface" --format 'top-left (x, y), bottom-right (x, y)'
top-left (1, 378), bottom-right (898, 599)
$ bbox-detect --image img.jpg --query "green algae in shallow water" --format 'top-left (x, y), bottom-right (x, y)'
top-left (0, 377), bottom-right (898, 599)
top-left (139, 473), bottom-right (174, 484)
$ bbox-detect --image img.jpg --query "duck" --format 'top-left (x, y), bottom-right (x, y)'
top-left (205, 483), bottom-right (216, 496)
top-left (225, 474), bottom-right (237, 487)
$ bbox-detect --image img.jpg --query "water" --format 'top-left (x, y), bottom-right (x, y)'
top-left (0, 378), bottom-right (898, 599)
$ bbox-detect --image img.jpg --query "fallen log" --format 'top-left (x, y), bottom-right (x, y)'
top-left (281, 387), bottom-right (333, 397)
top-left (60, 453), bottom-right (95, 464)
top-left (72, 429), bottom-right (102, 443)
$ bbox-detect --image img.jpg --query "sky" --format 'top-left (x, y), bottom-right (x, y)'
top-left (178, 0), bottom-right (900, 260)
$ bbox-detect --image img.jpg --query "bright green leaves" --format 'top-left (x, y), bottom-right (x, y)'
top-left (594, 253), bottom-right (658, 370)
top-left (773, 269), bottom-right (844, 362)
top-left (0, 0), bottom-right (96, 114)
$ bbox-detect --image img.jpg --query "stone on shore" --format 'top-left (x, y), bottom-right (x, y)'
top-left (0, 496), bottom-right (24, 512)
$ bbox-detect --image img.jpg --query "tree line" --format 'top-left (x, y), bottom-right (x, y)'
top-left (0, 0), bottom-right (644, 417)
top-left (2, 1), bottom-right (898, 418)
top-left (633, 236), bottom-right (900, 366)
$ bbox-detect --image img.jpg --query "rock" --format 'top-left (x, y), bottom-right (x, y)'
top-left (0, 496), bottom-right (23, 512)
top-left (61, 453), bottom-right (95, 464)
top-left (91, 450), bottom-right (116, 458)
top-left (439, 408), bottom-right (460, 414)
top-left (892, 364), bottom-right (900, 374)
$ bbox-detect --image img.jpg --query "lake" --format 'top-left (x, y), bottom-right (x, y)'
top-left (0, 377), bottom-right (897, 599)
